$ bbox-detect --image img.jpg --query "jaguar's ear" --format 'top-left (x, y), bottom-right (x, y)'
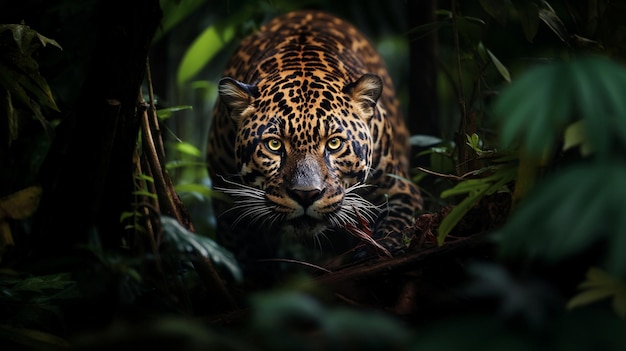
top-left (218, 77), bottom-right (259, 123)
top-left (344, 74), bottom-right (383, 121)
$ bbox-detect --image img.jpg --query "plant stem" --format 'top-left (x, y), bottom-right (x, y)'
top-left (451, 0), bottom-right (470, 174)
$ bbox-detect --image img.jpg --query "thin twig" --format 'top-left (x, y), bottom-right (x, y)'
top-left (451, 0), bottom-right (467, 123)
top-left (416, 167), bottom-right (464, 180)
top-left (257, 258), bottom-right (333, 273)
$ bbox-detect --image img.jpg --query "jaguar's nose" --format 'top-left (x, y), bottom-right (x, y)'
top-left (288, 188), bottom-right (324, 208)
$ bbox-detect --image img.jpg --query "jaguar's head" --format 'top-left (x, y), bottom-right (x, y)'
top-left (216, 72), bottom-right (383, 237)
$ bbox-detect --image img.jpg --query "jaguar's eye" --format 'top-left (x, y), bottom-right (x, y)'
top-left (326, 137), bottom-right (343, 151)
top-left (265, 138), bottom-right (283, 152)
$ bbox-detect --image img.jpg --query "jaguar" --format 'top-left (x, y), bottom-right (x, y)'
top-left (207, 10), bottom-right (423, 272)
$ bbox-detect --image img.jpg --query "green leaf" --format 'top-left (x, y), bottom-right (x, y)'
top-left (438, 164), bottom-right (516, 244)
top-left (538, 1), bottom-right (570, 45)
top-left (513, 0), bottom-right (539, 42)
top-left (160, 216), bottom-right (241, 282)
top-left (409, 134), bottom-right (443, 147)
top-left (177, 24), bottom-right (235, 86)
top-left (132, 190), bottom-right (158, 199)
top-left (494, 62), bottom-right (569, 155)
top-left (134, 174), bottom-right (154, 183)
top-left (438, 190), bottom-right (486, 245)
top-left (156, 105), bottom-right (192, 120)
top-left (567, 267), bottom-right (626, 318)
top-left (0, 26), bottom-right (61, 134)
top-left (567, 288), bottom-right (615, 310)
top-left (9, 273), bottom-right (75, 294)
top-left (119, 211), bottom-right (140, 222)
top-left (496, 162), bottom-right (626, 277)
top-left (487, 49), bottom-right (511, 83)
top-left (175, 183), bottom-right (215, 198)
top-left (0, 24), bottom-right (62, 54)
top-left (465, 133), bottom-right (482, 153)
top-left (175, 142), bottom-right (201, 157)
top-left (479, 0), bottom-right (508, 26)
top-left (563, 120), bottom-right (592, 156)
top-left (495, 56), bottom-right (626, 158)
top-left (441, 179), bottom-right (490, 198)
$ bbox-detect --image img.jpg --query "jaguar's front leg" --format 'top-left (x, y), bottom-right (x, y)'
top-left (370, 175), bottom-right (423, 254)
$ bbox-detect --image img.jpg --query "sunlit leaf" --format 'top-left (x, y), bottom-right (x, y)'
top-left (174, 142), bottom-right (201, 157)
top-left (166, 160), bottom-right (207, 170)
top-left (0, 186), bottom-right (42, 220)
top-left (465, 133), bottom-right (482, 153)
top-left (160, 216), bottom-right (241, 282)
top-left (174, 183), bottom-right (215, 198)
top-left (156, 105), bottom-right (192, 120)
top-left (134, 173), bottom-right (154, 183)
top-left (438, 164), bottom-right (516, 244)
top-left (567, 267), bottom-right (626, 318)
top-left (132, 190), bottom-right (158, 199)
top-left (563, 120), bottom-right (592, 156)
top-left (177, 24), bottom-right (235, 86)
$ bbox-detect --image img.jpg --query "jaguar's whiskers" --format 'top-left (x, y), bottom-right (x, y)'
top-left (215, 178), bottom-right (381, 233)
top-left (215, 177), bottom-right (284, 230)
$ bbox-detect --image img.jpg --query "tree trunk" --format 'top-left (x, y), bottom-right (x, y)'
top-left (32, 0), bottom-right (162, 261)
top-left (407, 0), bottom-right (439, 166)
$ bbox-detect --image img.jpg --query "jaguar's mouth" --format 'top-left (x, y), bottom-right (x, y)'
top-left (280, 215), bottom-right (329, 238)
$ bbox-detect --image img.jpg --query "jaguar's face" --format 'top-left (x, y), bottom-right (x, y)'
top-left (217, 73), bottom-right (383, 237)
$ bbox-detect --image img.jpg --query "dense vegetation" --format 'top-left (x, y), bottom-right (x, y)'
top-left (1, 0), bottom-right (626, 349)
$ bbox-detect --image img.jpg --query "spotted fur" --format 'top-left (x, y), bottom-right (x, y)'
top-left (207, 10), bottom-right (423, 267)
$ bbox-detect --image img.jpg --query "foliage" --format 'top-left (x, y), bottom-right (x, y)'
top-left (0, 186), bottom-right (41, 260)
top-left (568, 267), bottom-right (626, 318)
top-left (437, 158), bottom-right (516, 244)
top-left (0, 24), bottom-right (61, 147)
top-left (2, 0), bottom-right (626, 350)
top-left (161, 216), bottom-right (242, 282)
top-left (176, 23), bottom-right (236, 86)
top-left (494, 56), bottom-right (626, 158)
top-left (249, 291), bottom-right (412, 351)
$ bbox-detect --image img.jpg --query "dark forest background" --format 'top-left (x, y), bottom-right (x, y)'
top-left (1, 0), bottom-right (626, 350)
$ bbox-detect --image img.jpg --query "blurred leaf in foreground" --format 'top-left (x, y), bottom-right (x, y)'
top-left (568, 267), bottom-right (626, 318)
top-left (496, 162), bottom-right (626, 277)
top-left (494, 56), bottom-right (626, 159)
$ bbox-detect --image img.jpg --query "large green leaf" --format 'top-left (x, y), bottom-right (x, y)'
top-left (176, 23), bottom-right (235, 86)
top-left (160, 216), bottom-right (241, 282)
top-left (496, 162), bottom-right (626, 277)
top-left (494, 56), bottom-right (626, 159)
